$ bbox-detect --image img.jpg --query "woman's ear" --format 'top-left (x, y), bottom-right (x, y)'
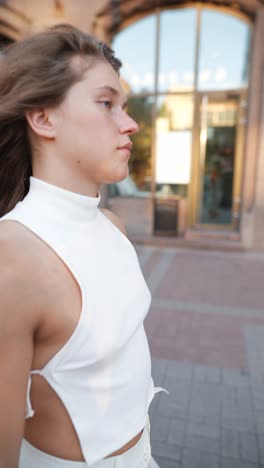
top-left (25, 108), bottom-right (56, 140)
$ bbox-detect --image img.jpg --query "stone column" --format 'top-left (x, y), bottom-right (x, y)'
top-left (252, 63), bottom-right (264, 249)
top-left (241, 5), bottom-right (264, 248)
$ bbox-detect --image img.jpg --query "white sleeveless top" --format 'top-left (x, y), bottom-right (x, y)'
top-left (0, 176), bottom-right (166, 466)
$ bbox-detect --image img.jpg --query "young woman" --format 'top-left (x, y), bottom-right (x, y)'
top-left (0, 24), bottom-right (166, 468)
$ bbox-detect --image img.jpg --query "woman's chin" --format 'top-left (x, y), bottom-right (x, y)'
top-left (107, 168), bottom-right (129, 184)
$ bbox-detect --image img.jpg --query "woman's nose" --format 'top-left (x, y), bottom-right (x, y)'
top-left (120, 112), bottom-right (139, 135)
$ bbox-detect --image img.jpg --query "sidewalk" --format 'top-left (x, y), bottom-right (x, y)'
top-left (135, 245), bottom-right (264, 468)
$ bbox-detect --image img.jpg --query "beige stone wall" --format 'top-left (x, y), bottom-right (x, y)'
top-left (5, 0), bottom-right (108, 37)
top-left (107, 197), bottom-right (153, 237)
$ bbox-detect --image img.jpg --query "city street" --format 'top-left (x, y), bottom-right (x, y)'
top-left (135, 245), bottom-right (264, 468)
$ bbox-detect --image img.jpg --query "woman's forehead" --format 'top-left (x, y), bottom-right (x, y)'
top-left (80, 61), bottom-right (125, 97)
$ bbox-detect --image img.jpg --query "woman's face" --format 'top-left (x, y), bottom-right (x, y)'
top-left (52, 59), bottom-right (139, 187)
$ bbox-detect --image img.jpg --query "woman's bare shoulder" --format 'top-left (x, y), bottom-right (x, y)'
top-left (0, 221), bottom-right (42, 330)
top-left (0, 220), bottom-right (48, 324)
top-left (0, 219), bottom-right (39, 262)
top-left (0, 218), bottom-right (30, 243)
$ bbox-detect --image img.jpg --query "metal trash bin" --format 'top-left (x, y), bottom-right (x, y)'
top-left (154, 197), bottom-right (179, 236)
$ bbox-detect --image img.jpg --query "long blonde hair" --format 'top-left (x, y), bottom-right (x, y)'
top-left (0, 24), bottom-right (121, 216)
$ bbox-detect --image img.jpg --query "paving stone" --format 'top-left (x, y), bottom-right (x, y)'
top-left (252, 389), bottom-right (264, 411)
top-left (162, 376), bottom-right (191, 404)
top-left (188, 406), bottom-right (207, 423)
top-left (167, 419), bottom-right (185, 445)
top-left (186, 421), bottom-right (220, 440)
top-left (149, 402), bottom-right (159, 420)
top-left (221, 384), bottom-right (237, 403)
top-left (152, 358), bottom-right (169, 386)
top-left (203, 405), bottom-right (222, 425)
top-left (222, 369), bottom-right (250, 386)
top-left (236, 387), bottom-right (253, 411)
top-left (153, 456), bottom-right (181, 468)
top-left (150, 416), bottom-right (170, 442)
top-left (166, 361), bottom-right (193, 381)
top-left (157, 397), bottom-right (189, 419)
top-left (189, 386), bottom-right (221, 425)
top-left (182, 448), bottom-right (201, 468)
top-left (251, 383), bottom-right (264, 402)
top-left (151, 441), bottom-right (181, 461)
top-left (221, 428), bottom-right (239, 458)
top-left (191, 382), bottom-right (222, 405)
top-left (245, 326), bottom-right (264, 386)
top-left (258, 436), bottom-right (264, 465)
top-left (222, 414), bottom-right (256, 432)
top-left (188, 403), bottom-right (221, 426)
top-left (193, 365), bottom-right (222, 384)
top-left (200, 452), bottom-right (220, 468)
top-left (184, 433), bottom-right (220, 454)
top-left (222, 406), bottom-right (255, 424)
top-left (255, 411), bottom-right (264, 434)
top-left (147, 250), bottom-right (175, 294)
top-left (220, 458), bottom-right (260, 468)
top-left (239, 432), bottom-right (259, 463)
top-left (250, 375), bottom-right (264, 387)
top-left (136, 246), bottom-right (155, 269)
top-left (189, 401), bottom-right (221, 418)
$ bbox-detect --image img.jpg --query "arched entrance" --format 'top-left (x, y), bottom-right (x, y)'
top-left (102, 3), bottom-right (252, 239)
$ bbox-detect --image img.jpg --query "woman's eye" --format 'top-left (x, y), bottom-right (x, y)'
top-left (100, 100), bottom-right (112, 109)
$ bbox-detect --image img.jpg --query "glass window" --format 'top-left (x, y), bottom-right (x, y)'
top-left (159, 9), bottom-right (196, 92)
top-left (155, 95), bottom-right (194, 197)
top-left (198, 99), bottom-right (238, 225)
top-left (108, 96), bottom-right (154, 197)
top-left (198, 10), bottom-right (251, 90)
top-left (112, 15), bottom-right (156, 94)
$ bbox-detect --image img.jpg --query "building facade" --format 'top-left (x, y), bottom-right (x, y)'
top-left (1, 0), bottom-right (264, 250)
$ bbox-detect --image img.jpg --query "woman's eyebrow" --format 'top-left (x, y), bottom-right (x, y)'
top-left (95, 85), bottom-right (128, 108)
top-left (95, 85), bottom-right (118, 96)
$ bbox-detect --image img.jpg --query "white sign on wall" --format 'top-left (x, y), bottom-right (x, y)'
top-left (156, 130), bottom-right (192, 184)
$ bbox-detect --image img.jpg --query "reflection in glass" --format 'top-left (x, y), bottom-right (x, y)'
top-left (198, 10), bottom-right (250, 90)
top-left (155, 95), bottom-right (193, 197)
top-left (112, 15), bottom-right (156, 94)
top-left (159, 9), bottom-right (196, 92)
top-left (108, 96), bottom-right (153, 197)
top-left (199, 100), bottom-right (237, 225)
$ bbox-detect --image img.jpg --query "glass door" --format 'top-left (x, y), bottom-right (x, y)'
top-left (154, 94), bottom-right (194, 235)
top-left (197, 93), bottom-right (242, 228)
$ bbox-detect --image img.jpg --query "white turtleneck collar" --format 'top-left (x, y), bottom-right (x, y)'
top-left (26, 176), bottom-right (101, 223)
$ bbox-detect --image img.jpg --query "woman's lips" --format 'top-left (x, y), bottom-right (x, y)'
top-left (117, 142), bottom-right (132, 157)
top-left (117, 147), bottom-right (131, 157)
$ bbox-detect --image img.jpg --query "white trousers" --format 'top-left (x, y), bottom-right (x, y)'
top-left (19, 418), bottom-right (159, 468)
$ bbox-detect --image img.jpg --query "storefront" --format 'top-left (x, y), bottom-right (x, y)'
top-left (101, 3), bottom-right (253, 241)
top-left (94, 1), bottom-right (264, 249)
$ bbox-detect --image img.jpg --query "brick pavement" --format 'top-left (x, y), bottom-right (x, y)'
top-left (134, 245), bottom-right (264, 468)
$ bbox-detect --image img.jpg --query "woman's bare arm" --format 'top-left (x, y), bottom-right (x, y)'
top-left (0, 228), bottom-right (40, 468)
